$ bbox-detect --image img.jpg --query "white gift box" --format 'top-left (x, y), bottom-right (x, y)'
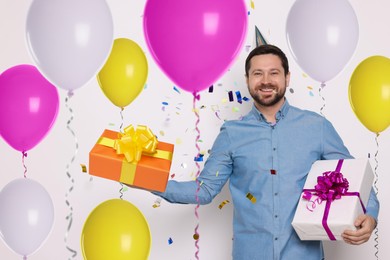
top-left (292, 158), bottom-right (374, 241)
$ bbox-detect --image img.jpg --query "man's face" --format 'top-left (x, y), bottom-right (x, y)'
top-left (246, 54), bottom-right (290, 108)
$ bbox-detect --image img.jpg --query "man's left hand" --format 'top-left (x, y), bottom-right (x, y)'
top-left (341, 214), bottom-right (377, 245)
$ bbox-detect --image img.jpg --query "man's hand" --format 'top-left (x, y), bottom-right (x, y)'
top-left (341, 214), bottom-right (377, 245)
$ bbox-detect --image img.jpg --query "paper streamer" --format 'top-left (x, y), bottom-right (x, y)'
top-left (64, 92), bottom-right (78, 259)
top-left (119, 107), bottom-right (126, 200)
top-left (318, 83), bottom-right (326, 117)
top-left (193, 92), bottom-right (201, 259)
top-left (22, 151), bottom-right (28, 178)
top-left (373, 133), bottom-right (380, 259)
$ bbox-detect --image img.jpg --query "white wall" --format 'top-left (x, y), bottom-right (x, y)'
top-left (1, 0), bottom-right (389, 259)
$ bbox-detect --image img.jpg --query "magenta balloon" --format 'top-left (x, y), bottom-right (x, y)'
top-left (0, 65), bottom-right (59, 152)
top-left (143, 0), bottom-right (248, 93)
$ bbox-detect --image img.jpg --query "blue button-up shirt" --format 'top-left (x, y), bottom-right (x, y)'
top-left (155, 100), bottom-right (379, 260)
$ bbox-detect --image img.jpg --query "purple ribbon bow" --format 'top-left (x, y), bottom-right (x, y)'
top-left (302, 159), bottom-right (366, 240)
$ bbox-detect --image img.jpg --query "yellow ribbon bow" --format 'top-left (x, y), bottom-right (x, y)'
top-left (113, 125), bottom-right (158, 163)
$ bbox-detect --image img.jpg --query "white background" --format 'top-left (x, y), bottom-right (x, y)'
top-left (1, 0), bottom-right (389, 259)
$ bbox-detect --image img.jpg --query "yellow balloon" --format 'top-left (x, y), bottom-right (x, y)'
top-left (81, 199), bottom-right (151, 260)
top-left (97, 38), bottom-right (148, 107)
top-left (349, 55), bottom-right (390, 133)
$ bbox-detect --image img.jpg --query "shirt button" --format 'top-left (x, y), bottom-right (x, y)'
top-left (275, 237), bottom-right (278, 240)
top-left (274, 192), bottom-right (278, 196)
top-left (273, 148), bottom-right (276, 151)
top-left (275, 215), bottom-right (278, 218)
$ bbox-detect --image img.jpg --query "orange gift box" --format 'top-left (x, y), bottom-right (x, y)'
top-left (89, 128), bottom-right (174, 192)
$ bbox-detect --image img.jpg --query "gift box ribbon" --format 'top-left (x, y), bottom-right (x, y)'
top-left (302, 159), bottom-right (366, 240)
top-left (97, 125), bottom-right (173, 184)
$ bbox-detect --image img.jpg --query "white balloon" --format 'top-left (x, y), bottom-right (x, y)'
top-left (25, 0), bottom-right (114, 92)
top-left (0, 178), bottom-right (54, 257)
top-left (286, 0), bottom-right (359, 83)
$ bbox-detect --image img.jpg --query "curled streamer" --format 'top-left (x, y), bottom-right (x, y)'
top-left (193, 92), bottom-right (201, 260)
top-left (318, 83), bottom-right (326, 117)
top-left (373, 133), bottom-right (380, 259)
top-left (64, 92), bottom-right (78, 259)
top-left (22, 151), bottom-right (28, 178)
top-left (119, 107), bottom-right (125, 200)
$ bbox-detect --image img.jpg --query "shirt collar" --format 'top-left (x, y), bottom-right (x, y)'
top-left (250, 98), bottom-right (290, 123)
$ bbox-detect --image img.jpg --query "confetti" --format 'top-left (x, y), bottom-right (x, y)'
top-left (235, 91), bottom-right (243, 104)
top-left (208, 85), bottom-right (214, 93)
top-left (152, 197), bottom-right (162, 208)
top-left (307, 86), bottom-right (313, 90)
top-left (215, 111), bottom-right (222, 120)
top-left (194, 154), bottom-right (204, 162)
top-left (162, 101), bottom-right (169, 105)
top-left (159, 130), bottom-right (165, 136)
top-left (211, 104), bottom-right (220, 112)
top-left (168, 237), bottom-right (173, 244)
top-left (250, 0), bottom-right (255, 9)
top-left (232, 107), bottom-right (240, 112)
top-left (243, 96), bottom-right (250, 102)
top-left (180, 162), bottom-right (187, 169)
top-left (218, 200), bottom-right (230, 209)
top-left (176, 138), bottom-right (182, 145)
top-left (193, 233), bottom-right (200, 240)
top-left (246, 192), bottom-right (257, 203)
top-left (173, 86), bottom-right (181, 94)
top-left (170, 173), bottom-right (175, 178)
top-left (228, 91), bottom-right (234, 102)
top-left (216, 171), bottom-right (219, 177)
top-left (80, 164), bottom-right (87, 172)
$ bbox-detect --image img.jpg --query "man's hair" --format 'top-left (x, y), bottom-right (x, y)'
top-left (245, 44), bottom-right (289, 77)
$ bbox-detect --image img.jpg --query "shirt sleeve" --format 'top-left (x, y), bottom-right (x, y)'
top-left (153, 123), bottom-right (233, 205)
top-left (321, 117), bottom-right (380, 221)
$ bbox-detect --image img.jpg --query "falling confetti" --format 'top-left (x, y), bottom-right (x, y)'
top-left (246, 192), bottom-right (257, 203)
top-left (80, 164), bottom-right (87, 173)
top-left (152, 197), bottom-right (162, 208)
top-left (218, 200), bottom-right (230, 209)
top-left (228, 91), bottom-right (234, 102)
top-left (168, 237), bottom-right (173, 244)
top-left (235, 91), bottom-right (243, 104)
top-left (173, 86), bottom-right (181, 94)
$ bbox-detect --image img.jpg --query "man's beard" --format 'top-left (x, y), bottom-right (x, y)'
top-left (249, 83), bottom-right (286, 107)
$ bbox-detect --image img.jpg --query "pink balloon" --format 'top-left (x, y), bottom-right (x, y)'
top-left (143, 0), bottom-right (248, 94)
top-left (0, 65), bottom-right (59, 152)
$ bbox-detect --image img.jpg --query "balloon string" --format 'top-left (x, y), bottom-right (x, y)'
top-left (119, 107), bottom-right (125, 200)
top-left (373, 133), bottom-right (380, 259)
top-left (64, 92), bottom-right (78, 259)
top-left (193, 92), bottom-right (201, 260)
top-left (318, 83), bottom-right (326, 117)
top-left (22, 151), bottom-right (28, 178)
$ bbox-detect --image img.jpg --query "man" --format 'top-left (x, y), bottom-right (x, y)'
top-left (153, 44), bottom-right (379, 259)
